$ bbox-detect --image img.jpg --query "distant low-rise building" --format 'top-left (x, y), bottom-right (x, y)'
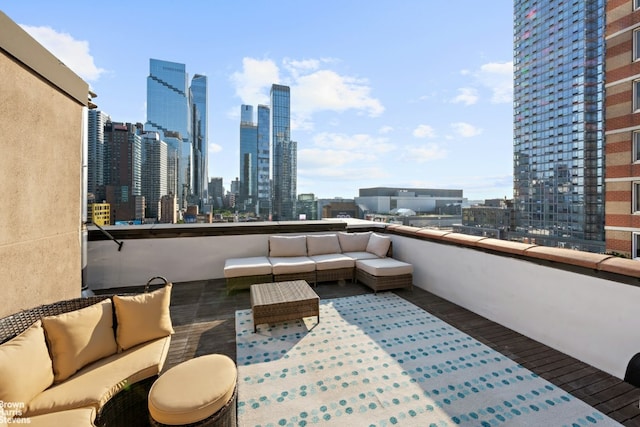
top-left (88, 203), bottom-right (110, 226)
top-left (355, 187), bottom-right (463, 215)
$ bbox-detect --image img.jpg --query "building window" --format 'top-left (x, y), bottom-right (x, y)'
top-left (636, 29), bottom-right (640, 60)
top-left (634, 233), bottom-right (640, 259)
top-left (634, 132), bottom-right (640, 162)
top-left (634, 182), bottom-right (640, 213)
top-left (635, 80), bottom-right (640, 111)
top-left (636, 0), bottom-right (640, 11)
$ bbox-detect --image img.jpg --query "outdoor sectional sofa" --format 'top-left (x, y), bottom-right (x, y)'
top-left (224, 231), bottom-right (413, 294)
top-left (0, 281), bottom-right (174, 427)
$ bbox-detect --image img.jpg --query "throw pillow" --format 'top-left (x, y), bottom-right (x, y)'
top-left (269, 235), bottom-right (307, 257)
top-left (365, 233), bottom-right (392, 258)
top-left (113, 283), bottom-right (174, 352)
top-left (338, 231), bottom-right (372, 252)
top-left (42, 299), bottom-right (117, 382)
top-left (307, 234), bottom-right (341, 256)
top-left (0, 321), bottom-right (54, 406)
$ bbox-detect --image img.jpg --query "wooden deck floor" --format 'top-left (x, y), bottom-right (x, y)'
top-left (152, 279), bottom-right (640, 426)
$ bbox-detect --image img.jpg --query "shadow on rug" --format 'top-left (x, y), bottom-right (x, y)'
top-left (235, 292), bottom-right (620, 427)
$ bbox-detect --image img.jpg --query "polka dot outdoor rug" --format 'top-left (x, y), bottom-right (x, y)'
top-left (235, 292), bottom-right (620, 427)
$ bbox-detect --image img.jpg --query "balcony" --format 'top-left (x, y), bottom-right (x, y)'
top-left (86, 220), bottom-right (640, 425)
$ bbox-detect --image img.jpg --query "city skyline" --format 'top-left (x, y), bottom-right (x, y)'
top-left (2, 2), bottom-right (513, 200)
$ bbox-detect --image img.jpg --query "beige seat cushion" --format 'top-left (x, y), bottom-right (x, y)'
top-left (338, 231), bottom-right (372, 252)
top-left (149, 354), bottom-right (237, 425)
top-left (224, 257), bottom-right (272, 278)
top-left (0, 321), bottom-right (54, 412)
top-left (268, 257), bottom-right (316, 275)
top-left (310, 254), bottom-right (355, 271)
top-left (17, 407), bottom-right (96, 427)
top-left (343, 251), bottom-right (381, 261)
top-left (306, 234), bottom-right (341, 256)
top-left (356, 258), bottom-right (413, 277)
top-left (42, 300), bottom-right (117, 382)
top-left (113, 284), bottom-right (174, 352)
top-left (25, 336), bottom-right (171, 417)
top-left (365, 233), bottom-right (392, 257)
top-left (269, 235), bottom-right (307, 257)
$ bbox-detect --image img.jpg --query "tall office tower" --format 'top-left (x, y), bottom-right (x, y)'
top-left (513, 0), bottom-right (605, 252)
top-left (257, 105), bottom-right (271, 219)
top-left (239, 105), bottom-right (258, 211)
top-left (103, 121), bottom-right (145, 223)
top-left (141, 131), bottom-right (168, 221)
top-left (270, 84), bottom-right (297, 220)
top-left (191, 74), bottom-right (208, 208)
top-left (604, 3), bottom-right (640, 258)
top-left (146, 59), bottom-right (191, 208)
top-left (87, 110), bottom-right (110, 201)
top-left (208, 177), bottom-right (224, 209)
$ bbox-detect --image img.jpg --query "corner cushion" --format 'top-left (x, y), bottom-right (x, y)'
top-left (25, 336), bottom-right (171, 417)
top-left (42, 300), bottom-right (117, 383)
top-left (343, 251), bottom-right (381, 261)
top-left (338, 231), bottom-right (372, 252)
top-left (224, 257), bottom-right (272, 278)
top-left (306, 234), bottom-right (341, 256)
top-left (269, 235), bottom-right (307, 257)
top-left (0, 320), bottom-right (54, 409)
top-left (113, 284), bottom-right (174, 352)
top-left (366, 233), bottom-right (391, 258)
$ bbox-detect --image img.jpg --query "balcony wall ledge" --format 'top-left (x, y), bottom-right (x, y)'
top-left (385, 225), bottom-right (640, 286)
top-left (598, 256), bottom-right (640, 278)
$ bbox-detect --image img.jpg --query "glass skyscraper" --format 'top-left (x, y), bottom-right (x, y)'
top-left (238, 104), bottom-right (271, 218)
top-left (141, 131), bottom-right (168, 220)
top-left (239, 105), bottom-right (258, 210)
top-left (257, 104), bottom-right (271, 219)
top-left (513, 0), bottom-right (605, 252)
top-left (191, 74), bottom-right (208, 207)
top-left (146, 59), bottom-right (191, 208)
top-left (271, 84), bottom-right (297, 221)
top-left (87, 110), bottom-right (110, 200)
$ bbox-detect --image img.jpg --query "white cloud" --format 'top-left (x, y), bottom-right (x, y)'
top-left (378, 126), bottom-right (393, 134)
top-left (451, 88), bottom-right (478, 106)
top-left (451, 122), bottom-right (483, 138)
top-left (412, 124), bottom-right (436, 139)
top-left (293, 69), bottom-right (384, 117)
top-left (476, 61), bottom-right (513, 104)
top-left (405, 144), bottom-right (447, 163)
top-left (208, 142), bottom-right (223, 153)
top-left (312, 132), bottom-right (395, 154)
top-left (230, 56), bottom-right (384, 131)
top-left (20, 25), bottom-right (105, 82)
top-left (229, 57), bottom-right (280, 106)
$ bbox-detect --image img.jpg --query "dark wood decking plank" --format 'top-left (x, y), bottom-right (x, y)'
top-left (154, 279), bottom-right (640, 425)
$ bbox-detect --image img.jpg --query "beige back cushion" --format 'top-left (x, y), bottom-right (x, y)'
top-left (42, 299), bottom-right (117, 383)
top-left (338, 231), bottom-right (372, 253)
top-left (365, 233), bottom-right (392, 257)
top-left (307, 234), bottom-right (341, 256)
top-left (113, 284), bottom-right (174, 352)
top-left (0, 320), bottom-right (54, 408)
top-left (269, 235), bottom-right (307, 257)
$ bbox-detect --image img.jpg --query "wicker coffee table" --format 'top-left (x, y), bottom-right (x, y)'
top-left (250, 280), bottom-right (320, 332)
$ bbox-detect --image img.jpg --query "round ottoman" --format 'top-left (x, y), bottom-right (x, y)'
top-left (149, 354), bottom-right (237, 427)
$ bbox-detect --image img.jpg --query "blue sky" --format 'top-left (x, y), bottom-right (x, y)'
top-left (3, 2), bottom-right (514, 201)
